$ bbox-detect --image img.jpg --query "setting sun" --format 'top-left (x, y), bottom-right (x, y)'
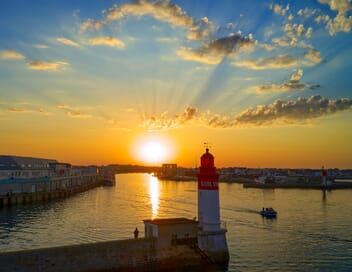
top-left (133, 135), bottom-right (175, 164)
top-left (141, 141), bottom-right (166, 163)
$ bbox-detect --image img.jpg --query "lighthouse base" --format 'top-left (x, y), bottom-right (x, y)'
top-left (198, 229), bottom-right (229, 266)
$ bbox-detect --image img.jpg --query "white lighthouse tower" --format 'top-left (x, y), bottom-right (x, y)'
top-left (197, 147), bottom-right (229, 265)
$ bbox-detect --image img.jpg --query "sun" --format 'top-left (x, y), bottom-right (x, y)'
top-left (141, 141), bottom-right (167, 163)
top-left (133, 135), bottom-right (174, 164)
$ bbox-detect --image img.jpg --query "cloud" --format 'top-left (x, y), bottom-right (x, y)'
top-left (304, 49), bottom-right (323, 64)
top-left (81, 0), bottom-right (213, 41)
top-left (27, 60), bottom-right (69, 71)
top-left (155, 36), bottom-right (178, 43)
top-left (177, 33), bottom-right (256, 64)
top-left (234, 55), bottom-right (299, 70)
top-left (142, 95), bottom-right (352, 129)
top-left (57, 105), bottom-right (91, 118)
top-left (80, 19), bottom-right (104, 32)
top-left (318, 0), bottom-right (352, 35)
top-left (315, 14), bottom-right (331, 24)
top-left (272, 23), bottom-right (314, 48)
top-left (250, 69), bottom-right (320, 94)
top-left (88, 36), bottom-right (125, 48)
top-left (235, 95), bottom-right (352, 126)
top-left (0, 50), bottom-right (25, 60)
top-left (271, 3), bottom-right (290, 16)
top-left (142, 107), bottom-right (198, 130)
top-left (56, 37), bottom-right (80, 47)
top-left (34, 44), bottom-right (49, 49)
top-left (186, 16), bottom-right (214, 41)
top-left (0, 102), bottom-right (50, 115)
top-left (298, 8), bottom-right (318, 18)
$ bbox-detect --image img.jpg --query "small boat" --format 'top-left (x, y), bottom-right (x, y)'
top-left (260, 207), bottom-right (277, 218)
top-left (102, 174), bottom-right (116, 186)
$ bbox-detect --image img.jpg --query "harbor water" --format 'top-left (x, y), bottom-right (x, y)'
top-left (0, 173), bottom-right (351, 271)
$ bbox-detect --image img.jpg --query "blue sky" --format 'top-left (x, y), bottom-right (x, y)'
top-left (0, 0), bottom-right (352, 167)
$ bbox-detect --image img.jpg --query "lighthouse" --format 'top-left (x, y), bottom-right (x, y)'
top-left (197, 148), bottom-right (229, 265)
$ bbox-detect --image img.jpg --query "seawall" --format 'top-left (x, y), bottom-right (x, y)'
top-left (0, 238), bottom-right (206, 272)
top-left (0, 175), bottom-right (102, 208)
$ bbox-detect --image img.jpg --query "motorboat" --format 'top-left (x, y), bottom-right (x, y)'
top-left (260, 207), bottom-right (277, 218)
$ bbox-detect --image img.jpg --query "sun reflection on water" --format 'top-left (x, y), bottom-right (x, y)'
top-left (148, 175), bottom-right (160, 219)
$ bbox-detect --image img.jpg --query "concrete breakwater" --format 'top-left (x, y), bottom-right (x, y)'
top-left (0, 238), bottom-right (208, 272)
top-left (0, 174), bottom-right (102, 208)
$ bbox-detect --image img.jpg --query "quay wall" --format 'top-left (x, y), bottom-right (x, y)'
top-left (0, 174), bottom-right (102, 208)
top-left (0, 238), bottom-right (204, 272)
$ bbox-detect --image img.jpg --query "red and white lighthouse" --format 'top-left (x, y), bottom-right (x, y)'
top-left (198, 148), bottom-right (221, 232)
top-left (197, 147), bottom-right (229, 265)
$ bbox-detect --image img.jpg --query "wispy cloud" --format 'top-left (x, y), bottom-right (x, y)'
top-left (0, 50), bottom-right (25, 60)
top-left (234, 55), bottom-right (299, 70)
top-left (57, 105), bottom-right (91, 118)
top-left (155, 37), bottom-right (178, 43)
top-left (142, 107), bottom-right (198, 130)
top-left (0, 102), bottom-right (50, 115)
top-left (88, 36), bottom-right (125, 48)
top-left (34, 44), bottom-right (49, 49)
top-left (56, 37), bottom-right (80, 47)
top-left (27, 60), bottom-right (69, 71)
top-left (80, 19), bottom-right (104, 32)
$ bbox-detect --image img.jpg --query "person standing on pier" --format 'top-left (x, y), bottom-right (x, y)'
top-left (134, 227), bottom-right (139, 239)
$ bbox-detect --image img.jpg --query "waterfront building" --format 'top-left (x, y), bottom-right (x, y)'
top-left (0, 155), bottom-right (57, 180)
top-left (0, 155), bottom-right (99, 199)
top-left (161, 163), bottom-right (177, 178)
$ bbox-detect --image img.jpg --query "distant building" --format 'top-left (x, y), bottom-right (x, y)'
top-left (0, 155), bottom-right (57, 180)
top-left (161, 164), bottom-right (177, 178)
top-left (0, 155), bottom-right (98, 181)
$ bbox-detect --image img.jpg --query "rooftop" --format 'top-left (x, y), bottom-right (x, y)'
top-left (143, 218), bottom-right (197, 225)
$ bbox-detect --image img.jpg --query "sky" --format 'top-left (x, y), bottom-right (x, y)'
top-left (0, 0), bottom-right (352, 168)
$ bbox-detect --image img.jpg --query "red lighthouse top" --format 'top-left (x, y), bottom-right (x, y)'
top-left (198, 148), bottom-right (219, 190)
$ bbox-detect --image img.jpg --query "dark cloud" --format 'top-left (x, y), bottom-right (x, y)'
top-left (177, 33), bottom-right (256, 64)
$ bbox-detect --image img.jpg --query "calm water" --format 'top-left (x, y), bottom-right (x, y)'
top-left (0, 173), bottom-right (351, 271)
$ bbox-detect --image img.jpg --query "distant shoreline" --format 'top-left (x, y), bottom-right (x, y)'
top-left (157, 176), bottom-right (352, 190)
top-left (242, 182), bottom-right (352, 190)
